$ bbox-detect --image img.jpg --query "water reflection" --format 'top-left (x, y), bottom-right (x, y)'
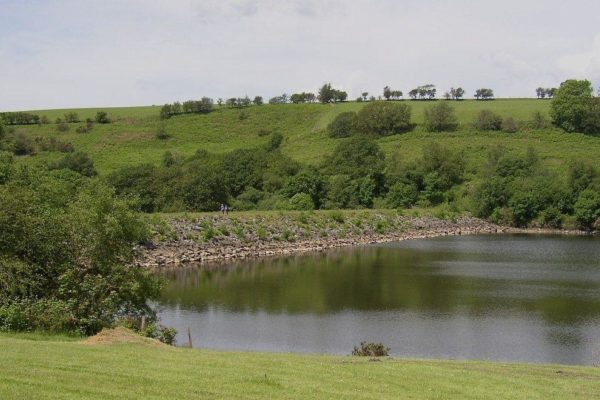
top-left (157, 235), bottom-right (600, 365)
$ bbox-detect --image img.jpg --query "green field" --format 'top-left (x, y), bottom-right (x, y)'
top-left (1, 333), bottom-right (598, 399)
top-left (10, 98), bottom-right (599, 177)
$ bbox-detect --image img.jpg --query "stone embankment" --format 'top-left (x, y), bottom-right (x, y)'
top-left (137, 213), bottom-right (522, 268)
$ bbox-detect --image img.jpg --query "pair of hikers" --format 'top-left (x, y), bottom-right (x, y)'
top-left (219, 203), bottom-right (229, 215)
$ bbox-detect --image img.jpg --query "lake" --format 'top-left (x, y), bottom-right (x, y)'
top-left (157, 235), bottom-right (600, 365)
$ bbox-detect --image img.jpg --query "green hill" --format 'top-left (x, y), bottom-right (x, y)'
top-left (8, 98), bottom-right (591, 175)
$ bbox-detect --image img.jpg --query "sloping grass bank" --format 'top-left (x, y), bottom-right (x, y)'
top-left (0, 334), bottom-right (598, 399)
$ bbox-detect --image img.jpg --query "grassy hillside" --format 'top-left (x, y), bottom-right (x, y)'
top-left (10, 98), bottom-right (598, 177)
top-left (1, 333), bottom-right (599, 399)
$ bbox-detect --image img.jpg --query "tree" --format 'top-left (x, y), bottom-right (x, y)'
top-left (386, 182), bottom-right (418, 208)
top-left (283, 167), bottom-right (325, 208)
top-left (361, 92), bottom-right (369, 101)
top-left (0, 177), bottom-right (158, 335)
top-left (582, 98), bottom-right (600, 135)
top-left (327, 112), bottom-right (357, 138)
top-left (226, 98), bottom-right (238, 108)
top-left (383, 86), bottom-right (392, 100)
top-left (410, 85), bottom-right (436, 100)
top-left (536, 87), bottom-right (546, 99)
top-left (323, 136), bottom-right (385, 180)
top-left (550, 79), bottom-right (594, 132)
top-left (474, 88), bottom-right (494, 100)
top-left (354, 101), bottom-right (412, 136)
top-left (253, 96), bottom-right (263, 105)
top-left (450, 87), bottom-right (465, 100)
top-left (318, 83), bottom-right (346, 103)
top-left (268, 94), bottom-right (288, 104)
top-left (423, 102), bottom-right (458, 132)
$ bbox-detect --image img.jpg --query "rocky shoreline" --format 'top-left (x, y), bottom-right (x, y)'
top-left (137, 213), bottom-right (590, 268)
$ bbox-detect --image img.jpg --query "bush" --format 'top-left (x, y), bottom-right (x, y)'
top-left (327, 112), bottom-right (357, 138)
top-left (56, 121), bottom-right (70, 132)
top-left (289, 193), bottom-right (315, 210)
top-left (502, 117), bottom-right (518, 133)
top-left (352, 341), bottom-right (390, 357)
top-left (51, 152), bottom-right (97, 177)
top-left (64, 112), bottom-right (79, 123)
top-left (574, 189), bottom-right (600, 230)
top-left (531, 111), bottom-right (549, 129)
top-left (0, 151), bottom-right (13, 184)
top-left (354, 101), bottom-right (412, 136)
top-left (156, 123), bottom-right (169, 140)
top-left (541, 206), bottom-right (563, 228)
top-left (12, 134), bottom-right (35, 155)
top-left (267, 132), bottom-right (283, 151)
top-left (423, 102), bottom-right (458, 132)
top-left (473, 110), bottom-right (503, 131)
top-left (386, 182), bottom-right (419, 208)
top-left (328, 210), bottom-right (345, 223)
top-left (323, 136), bottom-right (385, 180)
top-left (95, 111), bottom-right (110, 124)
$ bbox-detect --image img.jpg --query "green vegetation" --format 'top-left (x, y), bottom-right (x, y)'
top-left (0, 161), bottom-right (160, 335)
top-left (0, 334), bottom-right (598, 399)
top-left (2, 93), bottom-right (599, 231)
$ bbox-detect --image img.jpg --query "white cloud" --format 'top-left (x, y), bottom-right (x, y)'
top-left (1, 0), bottom-right (600, 110)
top-left (558, 34), bottom-right (600, 81)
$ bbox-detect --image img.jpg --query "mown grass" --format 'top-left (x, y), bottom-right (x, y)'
top-left (0, 334), bottom-right (598, 399)
top-left (12, 98), bottom-right (596, 177)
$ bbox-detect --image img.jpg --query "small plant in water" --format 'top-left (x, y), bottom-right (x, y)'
top-left (352, 341), bottom-right (390, 357)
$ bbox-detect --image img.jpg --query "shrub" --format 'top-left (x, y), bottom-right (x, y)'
top-left (502, 117), bottom-right (518, 133)
top-left (0, 151), bottom-right (13, 184)
top-left (267, 132), bottom-right (283, 151)
top-left (423, 102), bottom-right (458, 132)
top-left (386, 182), bottom-right (419, 208)
top-left (352, 341), bottom-right (390, 357)
top-left (328, 210), bottom-right (345, 223)
top-left (12, 134), bottom-right (35, 155)
top-left (531, 111), bottom-right (550, 129)
top-left (473, 110), bottom-right (503, 131)
top-left (327, 112), bottom-right (357, 138)
top-left (56, 121), bottom-right (70, 132)
top-left (64, 112), bottom-right (80, 123)
top-left (51, 152), bottom-right (97, 177)
top-left (95, 111), bottom-right (110, 124)
top-left (574, 189), bottom-right (600, 230)
top-left (541, 206), bottom-right (563, 228)
top-left (289, 193), bottom-right (314, 210)
top-left (354, 101), bottom-right (412, 136)
top-left (257, 226), bottom-right (267, 240)
top-left (156, 123), bottom-right (169, 140)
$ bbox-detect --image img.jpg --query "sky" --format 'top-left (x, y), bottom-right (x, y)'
top-left (1, 0), bottom-right (600, 110)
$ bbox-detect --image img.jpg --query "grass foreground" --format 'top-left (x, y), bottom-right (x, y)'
top-left (1, 332), bottom-right (599, 399)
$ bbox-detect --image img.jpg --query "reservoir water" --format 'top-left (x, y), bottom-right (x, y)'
top-left (157, 235), bottom-right (600, 365)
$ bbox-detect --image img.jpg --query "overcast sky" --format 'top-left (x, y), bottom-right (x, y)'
top-left (1, 0), bottom-right (600, 110)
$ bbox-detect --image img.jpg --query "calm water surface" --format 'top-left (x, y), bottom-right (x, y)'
top-left (157, 235), bottom-right (600, 365)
